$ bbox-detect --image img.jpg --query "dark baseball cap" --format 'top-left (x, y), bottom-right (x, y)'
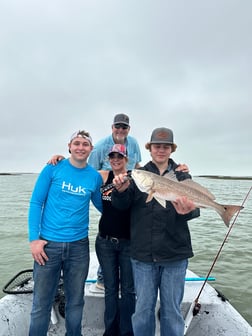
top-left (113, 113), bottom-right (130, 126)
top-left (145, 127), bottom-right (177, 152)
top-left (149, 128), bottom-right (174, 144)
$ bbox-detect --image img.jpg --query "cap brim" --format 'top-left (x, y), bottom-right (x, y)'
top-left (109, 152), bottom-right (127, 157)
top-left (150, 141), bottom-right (173, 144)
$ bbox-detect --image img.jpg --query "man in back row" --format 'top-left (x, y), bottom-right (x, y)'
top-left (88, 113), bottom-right (141, 171)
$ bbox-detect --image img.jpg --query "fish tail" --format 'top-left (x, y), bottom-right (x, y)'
top-left (217, 204), bottom-right (244, 227)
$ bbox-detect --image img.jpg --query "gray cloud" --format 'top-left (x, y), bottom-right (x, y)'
top-left (0, 0), bottom-right (251, 176)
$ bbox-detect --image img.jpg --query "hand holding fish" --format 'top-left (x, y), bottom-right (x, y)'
top-left (113, 173), bottom-right (130, 192)
top-left (172, 196), bottom-right (196, 215)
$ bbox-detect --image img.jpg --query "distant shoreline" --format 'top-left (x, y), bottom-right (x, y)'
top-left (1, 172), bottom-right (252, 180)
top-left (196, 175), bottom-right (252, 181)
top-left (0, 173), bottom-right (34, 176)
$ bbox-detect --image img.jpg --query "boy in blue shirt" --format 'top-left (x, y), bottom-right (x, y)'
top-left (28, 130), bottom-right (103, 336)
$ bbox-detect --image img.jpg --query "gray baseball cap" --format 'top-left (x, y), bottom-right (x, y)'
top-left (113, 113), bottom-right (130, 126)
top-left (149, 127), bottom-right (174, 144)
top-left (145, 127), bottom-right (177, 152)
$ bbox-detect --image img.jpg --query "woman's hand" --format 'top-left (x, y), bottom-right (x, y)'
top-left (112, 173), bottom-right (130, 192)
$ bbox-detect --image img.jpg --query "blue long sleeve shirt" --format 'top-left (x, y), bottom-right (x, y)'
top-left (88, 134), bottom-right (141, 170)
top-left (28, 159), bottom-right (103, 242)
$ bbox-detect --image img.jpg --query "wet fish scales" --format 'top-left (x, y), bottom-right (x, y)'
top-left (131, 169), bottom-right (243, 227)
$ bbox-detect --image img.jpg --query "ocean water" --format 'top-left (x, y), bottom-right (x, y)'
top-left (0, 174), bottom-right (251, 325)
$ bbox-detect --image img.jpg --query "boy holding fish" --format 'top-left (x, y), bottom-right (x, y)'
top-left (112, 127), bottom-right (200, 336)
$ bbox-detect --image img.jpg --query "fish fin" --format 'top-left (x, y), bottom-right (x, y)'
top-left (217, 204), bottom-right (244, 227)
top-left (145, 190), bottom-right (166, 208)
top-left (146, 191), bottom-right (154, 203)
top-left (163, 171), bottom-right (178, 181)
top-left (163, 171), bottom-right (215, 200)
top-left (154, 196), bottom-right (166, 208)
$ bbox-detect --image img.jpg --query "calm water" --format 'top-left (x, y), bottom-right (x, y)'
top-left (0, 174), bottom-right (251, 325)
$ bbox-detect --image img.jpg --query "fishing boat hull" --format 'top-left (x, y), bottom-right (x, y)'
top-left (0, 252), bottom-right (251, 336)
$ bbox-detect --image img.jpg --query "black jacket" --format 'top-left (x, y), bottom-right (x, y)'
top-left (111, 159), bottom-right (200, 263)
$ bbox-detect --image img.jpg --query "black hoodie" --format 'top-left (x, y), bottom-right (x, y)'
top-left (111, 159), bottom-right (200, 263)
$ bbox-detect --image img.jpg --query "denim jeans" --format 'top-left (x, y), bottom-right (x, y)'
top-left (29, 237), bottom-right (89, 336)
top-left (131, 258), bottom-right (188, 336)
top-left (95, 235), bottom-right (135, 336)
top-left (97, 264), bottom-right (104, 284)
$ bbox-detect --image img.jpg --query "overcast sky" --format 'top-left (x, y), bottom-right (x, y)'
top-left (1, 0), bottom-right (251, 176)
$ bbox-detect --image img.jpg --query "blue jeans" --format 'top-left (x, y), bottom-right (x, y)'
top-left (131, 258), bottom-right (188, 336)
top-left (29, 237), bottom-right (89, 336)
top-left (97, 264), bottom-right (104, 283)
top-left (95, 234), bottom-right (135, 336)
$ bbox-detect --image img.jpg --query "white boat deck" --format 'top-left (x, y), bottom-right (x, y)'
top-left (0, 252), bottom-right (251, 336)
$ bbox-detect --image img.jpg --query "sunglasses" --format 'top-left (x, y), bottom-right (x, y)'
top-left (114, 124), bottom-right (129, 130)
top-left (109, 153), bottom-right (124, 159)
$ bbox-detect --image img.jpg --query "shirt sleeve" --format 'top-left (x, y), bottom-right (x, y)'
top-left (135, 141), bottom-right (142, 164)
top-left (91, 173), bottom-right (103, 213)
top-left (28, 165), bottom-right (53, 241)
top-left (88, 149), bottom-right (101, 170)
